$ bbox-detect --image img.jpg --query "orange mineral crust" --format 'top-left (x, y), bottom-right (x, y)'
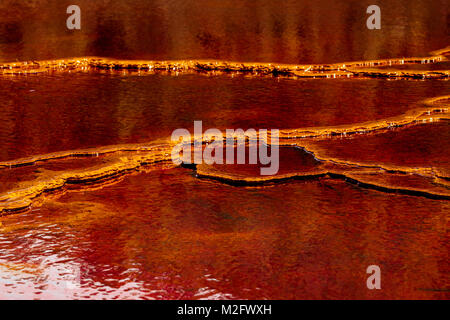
top-left (1, 49), bottom-right (449, 79)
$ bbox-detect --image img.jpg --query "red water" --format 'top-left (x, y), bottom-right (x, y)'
top-left (0, 73), bottom-right (448, 162)
top-left (0, 0), bottom-right (449, 300)
top-left (0, 167), bottom-right (448, 299)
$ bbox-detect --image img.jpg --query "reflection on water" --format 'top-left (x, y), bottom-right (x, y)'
top-left (0, 0), bottom-right (448, 63)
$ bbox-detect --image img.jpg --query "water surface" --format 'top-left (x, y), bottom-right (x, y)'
top-left (0, 0), bottom-right (449, 300)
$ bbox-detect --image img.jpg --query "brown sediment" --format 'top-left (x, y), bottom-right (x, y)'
top-left (0, 46), bottom-right (449, 79)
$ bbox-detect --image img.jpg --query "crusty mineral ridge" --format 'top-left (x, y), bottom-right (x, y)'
top-left (1, 46), bottom-right (449, 78)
